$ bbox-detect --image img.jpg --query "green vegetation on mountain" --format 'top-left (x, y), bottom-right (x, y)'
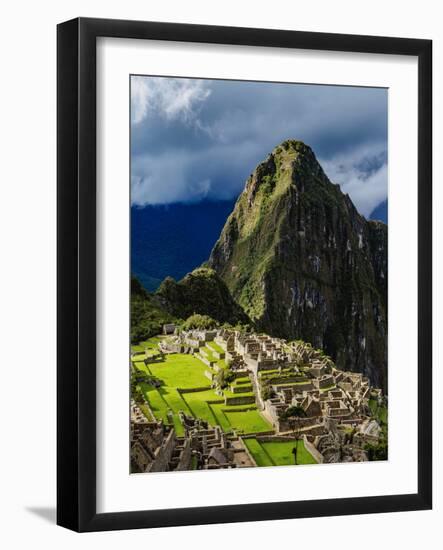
top-left (208, 139), bottom-right (388, 389)
top-left (182, 313), bottom-right (217, 330)
top-left (130, 276), bottom-right (178, 344)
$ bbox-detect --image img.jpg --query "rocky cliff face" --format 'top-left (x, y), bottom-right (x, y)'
top-left (208, 140), bottom-right (388, 389)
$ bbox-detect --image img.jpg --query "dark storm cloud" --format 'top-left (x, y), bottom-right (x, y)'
top-left (130, 76), bottom-right (387, 217)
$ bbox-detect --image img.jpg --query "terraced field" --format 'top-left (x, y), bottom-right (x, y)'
top-left (198, 344), bottom-right (226, 369)
top-left (206, 341), bottom-right (225, 355)
top-left (131, 336), bottom-right (163, 355)
top-left (244, 438), bottom-right (318, 466)
top-left (147, 353), bottom-right (210, 387)
top-left (133, 337), bottom-right (272, 437)
top-left (224, 408), bottom-right (271, 433)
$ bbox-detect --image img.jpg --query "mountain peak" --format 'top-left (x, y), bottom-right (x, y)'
top-left (271, 140), bottom-right (321, 172)
top-left (272, 138), bottom-right (312, 155)
top-left (243, 139), bottom-right (330, 211)
top-left (208, 141), bottom-right (387, 389)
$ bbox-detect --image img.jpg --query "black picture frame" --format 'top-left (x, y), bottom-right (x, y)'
top-left (57, 17), bottom-right (432, 532)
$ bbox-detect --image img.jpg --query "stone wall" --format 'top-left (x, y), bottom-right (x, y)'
top-left (238, 437), bottom-right (258, 467)
top-left (225, 395), bottom-right (256, 406)
top-left (221, 405), bottom-right (256, 413)
top-left (195, 353), bottom-right (215, 368)
top-left (242, 430), bottom-right (275, 438)
top-left (275, 381), bottom-right (314, 393)
top-left (231, 384), bottom-right (253, 394)
top-left (264, 400), bottom-right (280, 425)
top-left (204, 369), bottom-right (214, 382)
top-left (299, 423), bottom-right (327, 436)
top-left (303, 435), bottom-right (324, 463)
top-left (131, 441), bottom-right (152, 472)
top-left (176, 439), bottom-right (192, 471)
top-left (232, 369), bottom-right (249, 379)
top-left (316, 375), bottom-right (335, 389)
top-left (256, 434), bottom-right (297, 443)
top-left (265, 375), bottom-right (309, 385)
top-left (178, 386), bottom-right (212, 394)
top-left (147, 429), bottom-right (177, 472)
top-left (257, 360), bottom-right (279, 372)
top-left (244, 356), bottom-right (259, 370)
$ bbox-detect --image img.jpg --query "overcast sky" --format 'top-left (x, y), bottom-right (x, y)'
top-left (130, 76), bottom-right (387, 218)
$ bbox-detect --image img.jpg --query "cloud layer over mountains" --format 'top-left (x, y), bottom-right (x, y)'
top-left (131, 76), bottom-right (387, 218)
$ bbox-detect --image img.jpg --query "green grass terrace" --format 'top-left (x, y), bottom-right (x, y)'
top-left (133, 337), bottom-right (272, 437)
top-left (198, 345), bottom-right (226, 370)
top-left (131, 336), bottom-right (164, 356)
top-left (244, 438), bottom-right (318, 467)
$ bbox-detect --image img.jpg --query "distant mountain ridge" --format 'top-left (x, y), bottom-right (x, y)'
top-left (131, 200), bottom-right (235, 291)
top-left (208, 140), bottom-right (387, 389)
top-left (370, 199), bottom-right (388, 223)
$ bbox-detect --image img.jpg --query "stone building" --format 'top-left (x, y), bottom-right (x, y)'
top-left (163, 323), bottom-right (176, 335)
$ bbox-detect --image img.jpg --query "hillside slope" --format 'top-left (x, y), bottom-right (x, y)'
top-left (156, 267), bottom-right (250, 327)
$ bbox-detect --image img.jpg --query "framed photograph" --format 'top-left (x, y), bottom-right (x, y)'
top-left (57, 17), bottom-right (432, 532)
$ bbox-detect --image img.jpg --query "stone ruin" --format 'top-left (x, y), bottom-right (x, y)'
top-left (131, 326), bottom-right (387, 470)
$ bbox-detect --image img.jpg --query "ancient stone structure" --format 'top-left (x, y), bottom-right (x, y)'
top-left (162, 323), bottom-right (176, 335)
top-left (131, 326), bottom-right (387, 471)
top-left (131, 402), bottom-right (175, 473)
